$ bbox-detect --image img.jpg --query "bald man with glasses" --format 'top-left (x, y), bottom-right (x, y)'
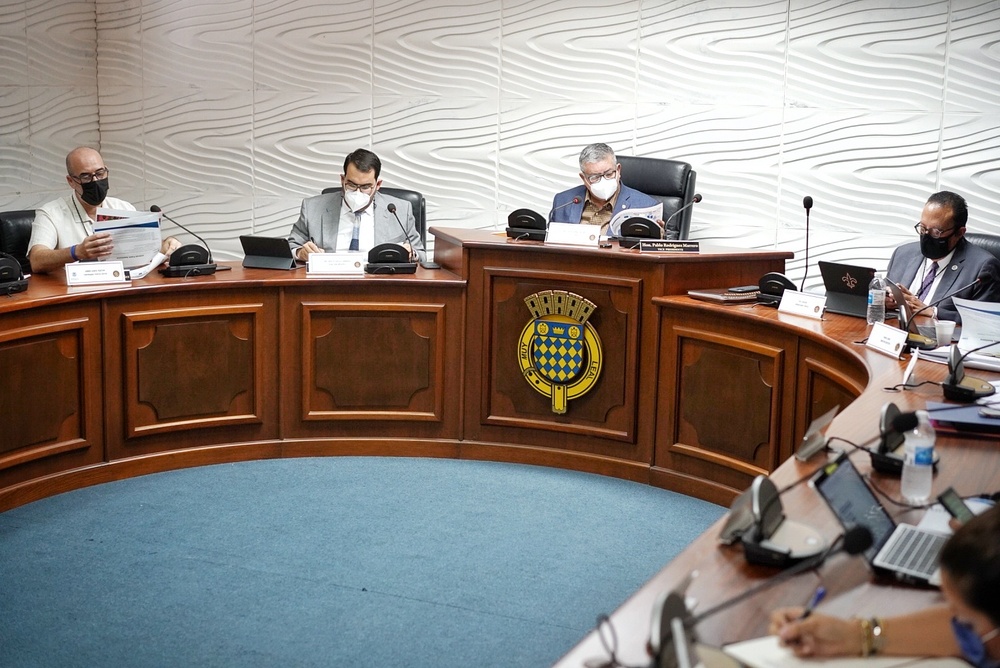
top-left (885, 190), bottom-right (1000, 323)
top-left (28, 147), bottom-right (180, 274)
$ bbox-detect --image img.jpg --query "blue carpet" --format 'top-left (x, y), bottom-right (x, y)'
top-left (0, 457), bottom-right (724, 667)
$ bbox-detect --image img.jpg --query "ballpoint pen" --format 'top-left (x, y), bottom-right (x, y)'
top-left (799, 585), bottom-right (826, 619)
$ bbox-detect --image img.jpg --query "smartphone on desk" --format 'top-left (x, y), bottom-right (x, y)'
top-left (938, 486), bottom-right (975, 523)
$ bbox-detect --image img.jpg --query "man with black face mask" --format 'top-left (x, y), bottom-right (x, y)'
top-left (884, 190), bottom-right (1000, 324)
top-left (27, 147), bottom-right (180, 274)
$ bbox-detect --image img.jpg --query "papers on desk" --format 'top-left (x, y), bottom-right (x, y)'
top-left (953, 297), bottom-right (1000, 352)
top-left (723, 635), bottom-right (967, 667)
top-left (95, 208), bottom-right (163, 269)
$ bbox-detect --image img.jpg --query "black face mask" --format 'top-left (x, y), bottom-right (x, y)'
top-left (79, 177), bottom-right (109, 206)
top-left (920, 232), bottom-right (951, 260)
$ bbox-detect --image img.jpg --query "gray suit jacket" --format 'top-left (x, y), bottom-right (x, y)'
top-left (886, 237), bottom-right (1000, 323)
top-left (288, 191), bottom-right (426, 264)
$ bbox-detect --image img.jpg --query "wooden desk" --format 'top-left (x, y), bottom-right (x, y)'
top-left (554, 296), bottom-right (1000, 667)
top-left (0, 233), bottom-right (789, 510)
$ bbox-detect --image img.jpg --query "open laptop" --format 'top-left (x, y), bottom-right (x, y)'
top-left (818, 261), bottom-right (876, 318)
top-left (813, 454), bottom-right (946, 586)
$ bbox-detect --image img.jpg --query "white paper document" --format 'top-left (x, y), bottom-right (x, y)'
top-left (953, 297), bottom-right (1000, 353)
top-left (95, 208), bottom-right (163, 269)
top-left (724, 635), bottom-right (967, 668)
top-left (608, 203), bottom-right (663, 237)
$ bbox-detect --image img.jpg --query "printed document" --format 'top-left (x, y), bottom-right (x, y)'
top-left (608, 203), bottom-right (663, 237)
top-left (95, 208), bottom-right (163, 269)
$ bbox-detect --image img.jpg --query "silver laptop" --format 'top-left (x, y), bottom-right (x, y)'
top-left (818, 261), bottom-right (876, 318)
top-left (813, 454), bottom-right (946, 586)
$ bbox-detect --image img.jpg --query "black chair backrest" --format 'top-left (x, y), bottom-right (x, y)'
top-left (0, 209), bottom-right (35, 274)
top-left (321, 187), bottom-right (427, 247)
top-left (616, 156), bottom-right (697, 240)
top-left (965, 232), bottom-right (1000, 264)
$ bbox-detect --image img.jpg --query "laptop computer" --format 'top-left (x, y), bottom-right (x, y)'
top-left (812, 454), bottom-right (946, 586)
top-left (818, 261), bottom-right (876, 318)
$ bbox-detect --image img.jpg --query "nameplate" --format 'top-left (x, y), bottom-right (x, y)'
top-left (638, 240), bottom-right (700, 253)
top-left (66, 261), bottom-right (129, 286)
top-left (866, 321), bottom-right (908, 359)
top-left (307, 253), bottom-right (365, 275)
top-left (545, 222), bottom-right (600, 247)
top-left (778, 291), bottom-right (825, 319)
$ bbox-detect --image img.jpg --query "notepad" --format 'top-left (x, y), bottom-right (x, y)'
top-left (724, 635), bottom-right (967, 668)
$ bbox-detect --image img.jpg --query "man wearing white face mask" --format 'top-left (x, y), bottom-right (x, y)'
top-left (288, 148), bottom-right (425, 264)
top-left (549, 143), bottom-right (660, 237)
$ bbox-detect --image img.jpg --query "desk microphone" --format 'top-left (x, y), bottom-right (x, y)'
top-left (662, 194), bottom-right (702, 238)
top-left (942, 340), bottom-right (1000, 402)
top-left (386, 203), bottom-right (416, 263)
top-left (800, 196), bottom-right (813, 291)
top-left (150, 205), bottom-right (218, 277)
top-left (547, 197), bottom-right (580, 222)
top-left (650, 526), bottom-right (872, 668)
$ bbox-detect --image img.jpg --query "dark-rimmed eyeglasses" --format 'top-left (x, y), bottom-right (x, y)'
top-left (583, 168), bottom-right (618, 184)
top-left (343, 180), bottom-right (376, 194)
top-left (69, 167), bottom-right (109, 184)
top-left (914, 223), bottom-right (955, 239)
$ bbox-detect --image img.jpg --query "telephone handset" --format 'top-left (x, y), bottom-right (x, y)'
top-left (756, 272), bottom-right (796, 306)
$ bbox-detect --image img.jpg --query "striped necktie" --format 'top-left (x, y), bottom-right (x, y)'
top-left (917, 261), bottom-right (938, 301)
top-left (349, 212), bottom-right (361, 251)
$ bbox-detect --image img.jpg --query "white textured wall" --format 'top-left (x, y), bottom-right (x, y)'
top-left (1, 0), bottom-right (998, 289)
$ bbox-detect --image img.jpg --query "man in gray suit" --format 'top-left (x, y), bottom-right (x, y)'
top-left (289, 148), bottom-right (425, 264)
top-left (886, 190), bottom-right (1000, 323)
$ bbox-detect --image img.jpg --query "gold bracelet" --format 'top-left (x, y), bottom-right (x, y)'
top-left (871, 617), bottom-right (884, 655)
top-left (859, 617), bottom-right (874, 657)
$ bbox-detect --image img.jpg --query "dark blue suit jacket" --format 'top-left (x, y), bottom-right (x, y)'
top-left (549, 185), bottom-right (659, 236)
top-left (886, 237), bottom-right (1000, 323)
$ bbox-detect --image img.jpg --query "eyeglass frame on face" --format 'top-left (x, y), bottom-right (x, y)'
top-left (582, 167), bottom-right (619, 184)
top-left (914, 222), bottom-right (957, 240)
top-left (69, 167), bottom-right (109, 185)
top-left (343, 179), bottom-right (377, 194)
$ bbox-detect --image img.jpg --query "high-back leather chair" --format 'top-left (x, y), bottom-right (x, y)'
top-left (321, 187), bottom-right (427, 248)
top-left (616, 156), bottom-right (697, 240)
top-left (964, 232), bottom-right (1000, 263)
top-left (0, 209), bottom-right (35, 274)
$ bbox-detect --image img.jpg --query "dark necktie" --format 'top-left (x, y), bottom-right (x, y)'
top-left (917, 261), bottom-right (938, 301)
top-left (349, 212), bottom-right (361, 251)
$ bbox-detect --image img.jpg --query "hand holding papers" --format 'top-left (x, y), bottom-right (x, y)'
top-left (94, 208), bottom-right (163, 269)
top-left (608, 203), bottom-right (663, 237)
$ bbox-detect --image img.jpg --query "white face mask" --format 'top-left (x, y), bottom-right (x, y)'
top-left (344, 188), bottom-right (372, 213)
top-left (589, 176), bottom-right (618, 202)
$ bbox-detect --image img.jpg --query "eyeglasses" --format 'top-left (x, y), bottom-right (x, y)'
top-left (69, 167), bottom-right (109, 184)
top-left (914, 223), bottom-right (956, 239)
top-left (583, 168), bottom-right (618, 184)
top-left (343, 180), bottom-right (376, 194)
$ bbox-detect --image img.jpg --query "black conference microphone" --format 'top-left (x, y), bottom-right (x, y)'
top-left (386, 202), bottom-right (417, 263)
top-left (150, 205), bottom-right (218, 277)
top-left (548, 196), bottom-right (581, 222)
top-left (662, 193), bottom-right (702, 235)
top-left (942, 340), bottom-right (1000, 402)
top-left (650, 526), bottom-right (873, 668)
top-left (800, 196), bottom-right (813, 291)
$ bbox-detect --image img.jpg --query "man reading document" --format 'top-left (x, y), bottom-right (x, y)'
top-left (28, 147), bottom-right (179, 273)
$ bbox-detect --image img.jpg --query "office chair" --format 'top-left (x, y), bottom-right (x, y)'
top-left (964, 232), bottom-right (1000, 263)
top-left (616, 156), bottom-right (697, 240)
top-left (0, 209), bottom-right (36, 274)
top-left (321, 187), bottom-right (427, 248)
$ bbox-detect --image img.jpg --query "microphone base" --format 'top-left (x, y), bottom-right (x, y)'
top-left (364, 262), bottom-right (417, 275)
top-left (870, 448), bottom-right (940, 476)
top-left (943, 377), bottom-right (996, 402)
top-left (506, 227), bottom-right (545, 242)
top-left (1, 278), bottom-right (28, 295)
top-left (742, 520), bottom-right (827, 569)
top-left (159, 263), bottom-right (218, 278)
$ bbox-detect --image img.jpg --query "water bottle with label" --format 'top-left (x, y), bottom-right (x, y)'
top-left (901, 410), bottom-right (935, 503)
top-left (866, 273), bottom-right (885, 325)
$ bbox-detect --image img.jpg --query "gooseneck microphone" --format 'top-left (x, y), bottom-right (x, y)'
top-left (943, 340), bottom-right (1000, 402)
top-left (800, 196), bottom-right (813, 291)
top-left (150, 205), bottom-right (218, 277)
top-left (663, 193), bottom-right (702, 233)
top-left (547, 197), bottom-right (581, 222)
top-left (386, 203), bottom-right (416, 262)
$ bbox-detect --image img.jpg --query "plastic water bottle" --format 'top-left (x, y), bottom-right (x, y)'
top-left (901, 410), bottom-right (935, 503)
top-left (866, 273), bottom-right (885, 324)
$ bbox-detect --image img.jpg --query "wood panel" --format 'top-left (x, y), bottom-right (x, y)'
top-left (0, 303), bottom-right (104, 489)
